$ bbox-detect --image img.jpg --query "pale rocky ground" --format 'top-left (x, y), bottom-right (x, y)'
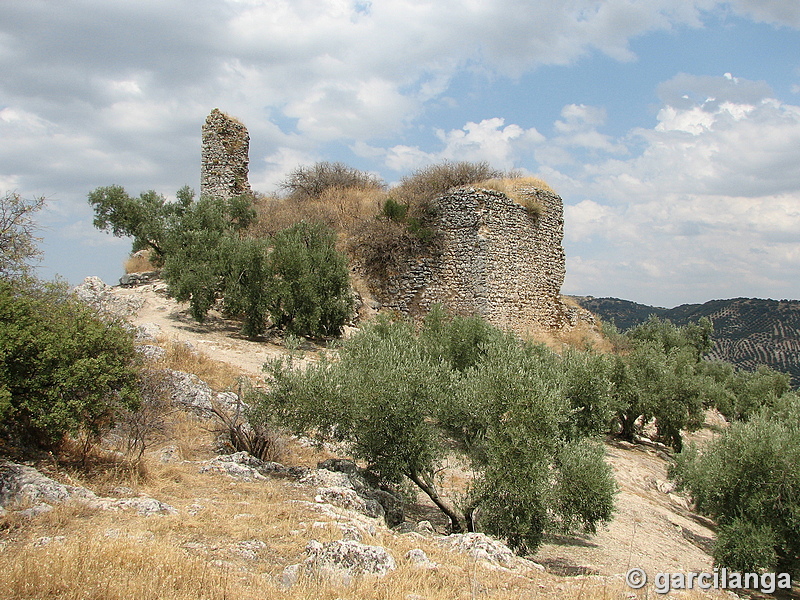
top-left (116, 282), bottom-right (721, 576)
top-left (116, 280), bottom-right (292, 378)
top-left (7, 276), bottom-right (745, 599)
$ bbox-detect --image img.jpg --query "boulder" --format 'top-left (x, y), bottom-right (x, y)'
top-left (136, 344), bottom-right (166, 361)
top-left (198, 451), bottom-right (290, 481)
top-left (438, 532), bottom-right (518, 568)
top-left (165, 369), bottom-right (215, 412)
top-left (405, 548), bottom-right (439, 569)
top-left (438, 532), bottom-right (545, 572)
top-left (281, 539), bottom-right (396, 587)
top-left (315, 459), bottom-right (404, 527)
top-left (135, 322), bottom-right (162, 343)
top-left (0, 461), bottom-right (94, 507)
top-left (315, 486), bottom-right (382, 518)
top-left (72, 276), bottom-right (144, 319)
top-left (0, 460), bottom-right (176, 517)
top-left (119, 271), bottom-right (158, 287)
top-left (165, 369), bottom-right (246, 416)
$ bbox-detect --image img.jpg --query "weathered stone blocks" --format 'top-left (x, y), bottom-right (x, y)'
top-left (201, 108), bottom-right (252, 200)
top-left (374, 186), bottom-right (568, 333)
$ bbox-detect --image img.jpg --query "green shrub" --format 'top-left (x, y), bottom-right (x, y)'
top-left (381, 198), bottom-right (408, 222)
top-left (266, 221), bottom-right (353, 338)
top-left (0, 278), bottom-right (141, 449)
top-left (458, 335), bottom-right (615, 550)
top-left (258, 311), bottom-right (617, 546)
top-left (714, 518), bottom-right (778, 573)
top-left (160, 193), bottom-right (261, 331)
top-left (672, 397), bottom-right (800, 575)
top-left (219, 235), bottom-right (272, 337)
top-left (560, 348), bottom-right (617, 438)
top-left (612, 317), bottom-right (718, 451)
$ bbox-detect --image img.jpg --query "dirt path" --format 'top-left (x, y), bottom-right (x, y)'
top-left (113, 281), bottom-right (305, 379)
top-left (533, 440), bottom-right (716, 578)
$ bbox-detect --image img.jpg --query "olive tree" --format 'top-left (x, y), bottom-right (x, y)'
top-left (258, 311), bottom-right (617, 550)
top-left (672, 394), bottom-right (800, 575)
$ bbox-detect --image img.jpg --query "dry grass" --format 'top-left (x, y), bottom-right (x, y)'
top-left (124, 250), bottom-right (157, 274)
top-left (0, 479), bottom-right (722, 600)
top-left (0, 416), bottom-right (729, 600)
top-left (529, 322), bottom-right (614, 355)
top-left (392, 161), bottom-right (502, 207)
top-left (155, 338), bottom-right (245, 391)
top-left (474, 177), bottom-right (553, 219)
top-left (475, 176), bottom-right (554, 194)
top-left (249, 187), bottom-right (385, 242)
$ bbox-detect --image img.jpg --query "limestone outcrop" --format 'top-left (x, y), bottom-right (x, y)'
top-left (0, 461), bottom-right (177, 518)
top-left (280, 539), bottom-right (396, 588)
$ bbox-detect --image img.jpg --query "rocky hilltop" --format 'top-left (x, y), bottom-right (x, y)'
top-left (571, 296), bottom-right (800, 386)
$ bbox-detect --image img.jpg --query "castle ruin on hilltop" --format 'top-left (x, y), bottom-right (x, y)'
top-left (200, 109), bottom-right (575, 333)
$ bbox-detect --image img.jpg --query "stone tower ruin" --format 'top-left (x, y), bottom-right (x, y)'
top-left (200, 108), bottom-right (252, 200)
top-left (370, 185), bottom-right (570, 333)
top-left (197, 110), bottom-right (574, 333)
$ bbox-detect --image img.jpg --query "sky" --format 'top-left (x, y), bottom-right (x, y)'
top-left (2, 0), bottom-right (800, 308)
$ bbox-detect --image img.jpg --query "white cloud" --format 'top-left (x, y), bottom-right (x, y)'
top-left (376, 118), bottom-right (545, 172)
top-left (548, 104), bottom-right (629, 158)
top-left (726, 0), bottom-right (800, 27)
top-left (250, 147), bottom-right (320, 192)
top-left (560, 75), bottom-right (800, 304)
top-left (284, 78), bottom-right (418, 141)
top-left (563, 199), bottom-right (615, 242)
top-left (1, 0), bottom-right (799, 294)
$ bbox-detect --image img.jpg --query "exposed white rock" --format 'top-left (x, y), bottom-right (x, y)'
top-left (73, 276), bottom-right (144, 319)
top-left (281, 539), bottom-right (396, 587)
top-left (0, 460), bottom-right (176, 517)
top-left (405, 548), bottom-right (439, 570)
top-left (415, 520), bottom-right (436, 535)
top-left (135, 322), bottom-right (162, 342)
top-left (198, 451), bottom-right (288, 481)
top-left (302, 460), bottom-right (404, 527)
top-left (136, 344), bottom-right (166, 361)
top-left (438, 532), bottom-right (544, 571)
top-left (315, 486), bottom-right (382, 518)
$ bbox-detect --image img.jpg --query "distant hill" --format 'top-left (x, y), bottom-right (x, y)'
top-left (569, 296), bottom-right (800, 387)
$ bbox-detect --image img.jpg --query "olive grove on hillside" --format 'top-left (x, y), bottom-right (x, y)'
top-left (88, 186), bottom-right (352, 338)
top-left (256, 309), bottom-right (618, 552)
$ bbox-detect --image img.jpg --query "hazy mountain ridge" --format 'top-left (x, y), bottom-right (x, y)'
top-left (569, 296), bottom-right (800, 387)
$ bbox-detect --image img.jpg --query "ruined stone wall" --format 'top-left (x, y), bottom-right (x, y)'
top-left (200, 108), bottom-right (252, 200)
top-left (377, 186), bottom-right (568, 333)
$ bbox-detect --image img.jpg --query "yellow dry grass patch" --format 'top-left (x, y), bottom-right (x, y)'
top-left (475, 176), bottom-right (554, 194)
top-left (124, 250), bottom-right (158, 274)
top-left (250, 186), bottom-right (385, 242)
top-left (474, 177), bottom-right (553, 219)
top-left (155, 337), bottom-right (246, 391)
top-left (0, 438), bottom-right (729, 600)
